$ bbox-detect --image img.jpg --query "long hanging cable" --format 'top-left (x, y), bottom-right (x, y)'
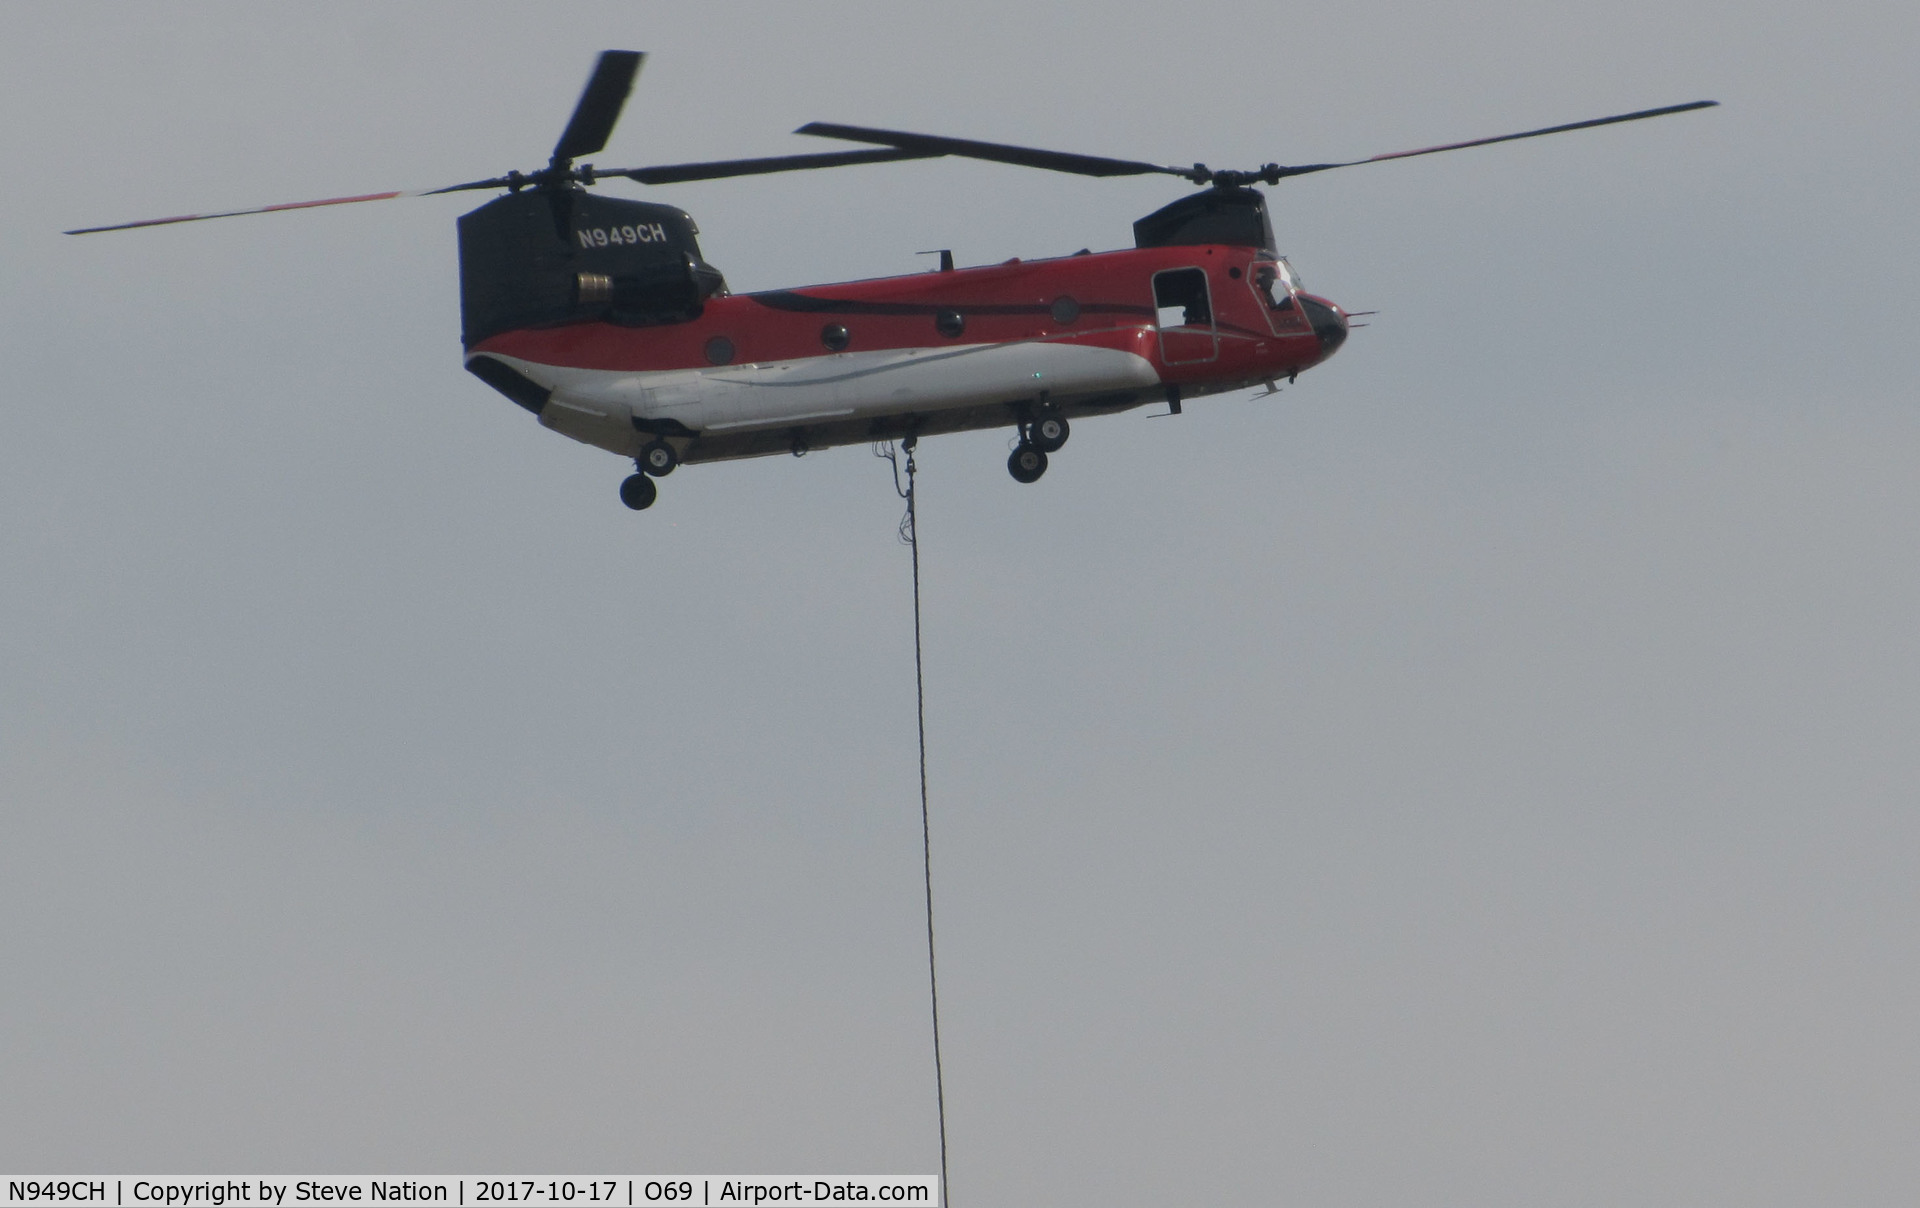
top-left (878, 436), bottom-right (949, 1204)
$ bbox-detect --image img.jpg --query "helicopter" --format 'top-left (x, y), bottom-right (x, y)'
top-left (70, 51), bottom-right (1715, 511)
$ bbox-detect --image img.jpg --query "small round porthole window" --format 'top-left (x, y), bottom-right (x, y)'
top-left (935, 309), bottom-right (966, 338)
top-left (820, 323), bottom-right (851, 352)
top-left (1050, 295), bottom-right (1081, 325)
top-left (704, 335), bottom-right (735, 366)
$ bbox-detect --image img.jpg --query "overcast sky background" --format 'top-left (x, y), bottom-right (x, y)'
top-left (4, 2), bottom-right (1918, 1203)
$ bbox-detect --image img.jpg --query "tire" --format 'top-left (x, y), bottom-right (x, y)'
top-left (619, 473), bottom-right (658, 510)
top-left (638, 439), bottom-right (678, 477)
top-left (1030, 413), bottom-right (1070, 453)
top-left (1007, 444), bottom-right (1048, 484)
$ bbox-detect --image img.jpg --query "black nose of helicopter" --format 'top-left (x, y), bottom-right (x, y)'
top-left (1299, 294), bottom-right (1349, 357)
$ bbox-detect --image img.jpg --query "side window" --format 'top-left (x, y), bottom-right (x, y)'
top-left (1152, 267), bottom-right (1212, 328)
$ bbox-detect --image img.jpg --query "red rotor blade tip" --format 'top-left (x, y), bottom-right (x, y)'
top-left (66, 188), bottom-right (426, 235)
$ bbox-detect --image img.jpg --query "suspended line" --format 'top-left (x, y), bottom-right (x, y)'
top-left (879, 436), bottom-right (949, 1205)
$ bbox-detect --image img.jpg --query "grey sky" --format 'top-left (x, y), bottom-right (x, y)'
top-left (4, 1), bottom-right (1919, 1203)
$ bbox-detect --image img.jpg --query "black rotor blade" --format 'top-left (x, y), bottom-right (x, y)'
top-left (65, 187), bottom-right (452, 234)
top-left (797, 122), bottom-right (1191, 180)
top-left (553, 50), bottom-right (645, 162)
top-left (66, 170), bottom-right (547, 233)
top-left (1270, 99), bottom-right (1719, 179)
top-left (619, 147), bottom-right (941, 185)
top-left (426, 175), bottom-right (518, 194)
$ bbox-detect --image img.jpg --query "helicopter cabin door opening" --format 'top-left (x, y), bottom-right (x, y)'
top-left (1152, 266), bottom-right (1219, 364)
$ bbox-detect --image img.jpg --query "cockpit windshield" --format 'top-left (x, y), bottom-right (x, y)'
top-left (1250, 259), bottom-right (1310, 335)
top-left (1252, 260), bottom-right (1299, 309)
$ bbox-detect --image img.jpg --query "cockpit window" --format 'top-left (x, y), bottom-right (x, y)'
top-left (1252, 260), bottom-right (1297, 311)
top-left (1251, 259), bottom-right (1310, 336)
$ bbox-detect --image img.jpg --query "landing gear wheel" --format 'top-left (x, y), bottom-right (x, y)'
top-left (1029, 413), bottom-right (1070, 453)
top-left (638, 439), bottom-right (678, 477)
top-left (1008, 443), bottom-right (1049, 484)
top-left (619, 473), bottom-right (658, 510)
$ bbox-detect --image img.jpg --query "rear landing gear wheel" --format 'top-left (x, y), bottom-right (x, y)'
top-left (1030, 413), bottom-right (1070, 453)
top-left (1008, 443), bottom-right (1048, 484)
top-left (619, 473), bottom-right (657, 510)
top-left (638, 439), bottom-right (678, 477)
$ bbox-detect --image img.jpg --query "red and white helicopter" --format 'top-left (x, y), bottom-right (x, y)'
top-left (72, 52), bottom-right (1714, 510)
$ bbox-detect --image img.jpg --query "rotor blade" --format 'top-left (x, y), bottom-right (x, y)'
top-left (797, 122), bottom-right (1190, 179)
top-left (553, 50), bottom-right (645, 162)
top-left (64, 187), bottom-right (446, 234)
top-left (619, 147), bottom-right (941, 185)
top-left (1270, 99), bottom-right (1719, 179)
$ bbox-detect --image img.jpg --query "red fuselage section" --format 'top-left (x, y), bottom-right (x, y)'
top-left (477, 243), bottom-right (1344, 385)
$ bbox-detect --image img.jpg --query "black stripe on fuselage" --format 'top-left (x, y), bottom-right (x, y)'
top-left (466, 355), bottom-right (552, 414)
top-left (749, 290), bottom-right (1154, 318)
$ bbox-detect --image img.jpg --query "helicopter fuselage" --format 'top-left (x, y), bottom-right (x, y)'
top-left (465, 241), bottom-right (1349, 466)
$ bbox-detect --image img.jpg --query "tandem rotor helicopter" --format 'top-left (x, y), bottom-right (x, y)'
top-left (72, 52), bottom-right (1715, 511)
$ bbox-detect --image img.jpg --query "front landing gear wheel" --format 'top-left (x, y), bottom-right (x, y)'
top-left (638, 439), bottom-right (678, 477)
top-left (1008, 444), bottom-right (1048, 484)
top-left (1030, 413), bottom-right (1070, 453)
top-left (619, 473), bottom-right (658, 510)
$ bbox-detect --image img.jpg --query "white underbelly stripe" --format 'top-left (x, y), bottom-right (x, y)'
top-left (480, 341), bottom-right (1161, 435)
